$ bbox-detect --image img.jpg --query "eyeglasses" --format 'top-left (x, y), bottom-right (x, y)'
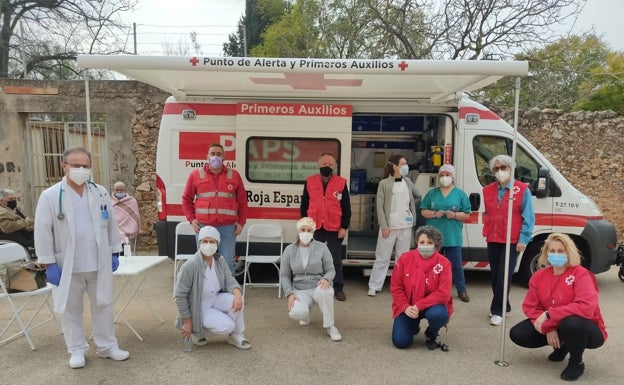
top-left (64, 163), bottom-right (91, 169)
top-left (492, 165), bottom-right (508, 172)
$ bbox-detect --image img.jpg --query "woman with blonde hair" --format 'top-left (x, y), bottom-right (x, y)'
top-left (509, 233), bottom-right (606, 381)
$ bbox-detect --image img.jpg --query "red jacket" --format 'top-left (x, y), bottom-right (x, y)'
top-left (305, 174), bottom-right (346, 232)
top-left (522, 265), bottom-right (607, 340)
top-left (390, 249), bottom-right (453, 319)
top-left (482, 181), bottom-right (528, 243)
top-left (181, 165), bottom-right (248, 227)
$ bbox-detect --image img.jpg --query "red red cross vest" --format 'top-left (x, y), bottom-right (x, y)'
top-left (306, 174), bottom-right (346, 232)
top-left (482, 180), bottom-right (528, 244)
top-left (193, 167), bottom-right (240, 226)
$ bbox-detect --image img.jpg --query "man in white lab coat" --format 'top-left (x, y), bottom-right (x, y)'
top-left (34, 146), bottom-right (129, 369)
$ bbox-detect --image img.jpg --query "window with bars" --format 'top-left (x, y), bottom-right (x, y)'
top-left (26, 113), bottom-right (109, 210)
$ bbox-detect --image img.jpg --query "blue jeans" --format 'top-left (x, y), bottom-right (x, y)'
top-left (392, 304), bottom-right (449, 349)
top-left (442, 246), bottom-right (466, 294)
top-left (197, 223), bottom-right (237, 274)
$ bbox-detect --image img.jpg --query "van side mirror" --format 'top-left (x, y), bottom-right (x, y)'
top-left (469, 192), bottom-right (481, 211)
top-left (535, 167), bottom-right (551, 199)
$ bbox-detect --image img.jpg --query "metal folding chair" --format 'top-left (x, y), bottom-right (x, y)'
top-left (242, 224), bottom-right (283, 298)
top-left (0, 243), bottom-right (60, 350)
top-left (173, 222), bottom-right (197, 296)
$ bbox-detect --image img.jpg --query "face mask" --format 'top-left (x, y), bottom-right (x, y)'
top-left (547, 253), bottom-right (568, 267)
top-left (200, 243), bottom-right (218, 257)
top-left (299, 232), bottom-right (314, 245)
top-left (495, 170), bottom-right (510, 183)
top-left (319, 166), bottom-right (333, 177)
top-left (6, 200), bottom-right (17, 210)
top-left (69, 167), bottom-right (91, 185)
top-left (439, 176), bottom-right (453, 187)
top-left (418, 245), bottom-right (435, 258)
top-left (399, 165), bottom-right (409, 177)
top-left (209, 156), bottom-right (223, 169)
top-left (115, 193), bottom-right (126, 199)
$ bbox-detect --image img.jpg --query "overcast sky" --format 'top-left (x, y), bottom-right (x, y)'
top-left (122, 0), bottom-right (623, 56)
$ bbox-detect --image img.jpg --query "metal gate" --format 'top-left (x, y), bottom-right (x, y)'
top-left (26, 113), bottom-right (109, 213)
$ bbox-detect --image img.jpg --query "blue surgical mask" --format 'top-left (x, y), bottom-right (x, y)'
top-left (399, 165), bottom-right (409, 177)
top-left (115, 193), bottom-right (126, 199)
top-left (547, 253), bottom-right (568, 267)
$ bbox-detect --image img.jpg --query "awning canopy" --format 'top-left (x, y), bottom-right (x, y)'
top-left (77, 55), bottom-right (528, 103)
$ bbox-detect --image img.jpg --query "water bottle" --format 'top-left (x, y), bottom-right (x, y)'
top-left (183, 337), bottom-right (192, 352)
top-left (123, 241), bottom-right (132, 262)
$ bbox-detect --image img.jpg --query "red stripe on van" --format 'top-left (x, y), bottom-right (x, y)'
top-left (247, 207), bottom-right (301, 220)
top-left (462, 212), bottom-right (601, 227)
top-left (459, 106), bottom-right (500, 120)
top-left (163, 103), bottom-right (237, 116)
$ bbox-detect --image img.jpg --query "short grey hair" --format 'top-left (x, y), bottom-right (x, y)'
top-left (114, 181), bottom-right (127, 190)
top-left (489, 154), bottom-right (515, 171)
top-left (62, 146), bottom-right (92, 163)
top-left (0, 189), bottom-right (16, 200)
top-left (414, 225), bottom-right (444, 251)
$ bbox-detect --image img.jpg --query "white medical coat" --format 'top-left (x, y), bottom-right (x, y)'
top-left (34, 177), bottom-right (122, 313)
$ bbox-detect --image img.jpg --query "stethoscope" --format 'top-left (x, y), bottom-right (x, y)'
top-left (57, 181), bottom-right (108, 220)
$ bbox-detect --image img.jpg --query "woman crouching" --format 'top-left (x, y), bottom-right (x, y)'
top-left (390, 225), bottom-right (453, 351)
top-left (174, 226), bottom-right (251, 349)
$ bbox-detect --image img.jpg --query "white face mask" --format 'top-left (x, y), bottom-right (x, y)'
top-left (439, 176), bottom-right (453, 187)
top-left (68, 167), bottom-right (91, 185)
top-left (200, 243), bottom-right (218, 256)
top-left (418, 245), bottom-right (435, 258)
top-left (495, 170), bottom-right (511, 183)
top-left (299, 232), bottom-right (314, 245)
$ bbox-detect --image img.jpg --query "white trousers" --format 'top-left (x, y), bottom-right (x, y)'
top-left (368, 227), bottom-right (412, 291)
top-left (201, 292), bottom-right (245, 336)
top-left (289, 286), bottom-right (335, 328)
top-left (61, 272), bottom-right (118, 354)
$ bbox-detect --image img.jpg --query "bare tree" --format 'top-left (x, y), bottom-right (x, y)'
top-left (273, 0), bottom-right (585, 60)
top-left (0, 0), bottom-right (137, 79)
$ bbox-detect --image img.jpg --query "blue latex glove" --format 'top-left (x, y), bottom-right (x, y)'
top-left (46, 263), bottom-right (62, 286)
top-left (112, 253), bottom-right (120, 272)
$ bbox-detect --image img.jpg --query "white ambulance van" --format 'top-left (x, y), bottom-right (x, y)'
top-left (78, 55), bottom-right (618, 283)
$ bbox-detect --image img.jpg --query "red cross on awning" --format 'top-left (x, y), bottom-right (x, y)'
top-left (250, 73), bottom-right (363, 90)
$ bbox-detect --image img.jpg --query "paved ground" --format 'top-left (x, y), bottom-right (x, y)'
top-left (2, 257), bottom-right (623, 385)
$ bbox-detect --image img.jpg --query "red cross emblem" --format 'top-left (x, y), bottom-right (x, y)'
top-left (189, 57), bottom-right (199, 66)
top-left (398, 61), bottom-right (408, 71)
top-left (250, 73), bottom-right (362, 90)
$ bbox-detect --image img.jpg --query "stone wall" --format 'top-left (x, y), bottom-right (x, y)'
top-left (0, 79), bottom-right (168, 250)
top-left (496, 107), bottom-right (624, 241)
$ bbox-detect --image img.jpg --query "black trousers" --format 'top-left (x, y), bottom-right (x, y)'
top-left (313, 228), bottom-right (344, 291)
top-left (510, 316), bottom-right (605, 362)
top-left (487, 242), bottom-right (518, 316)
top-left (0, 230), bottom-right (35, 258)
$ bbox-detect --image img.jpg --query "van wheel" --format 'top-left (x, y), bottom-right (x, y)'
top-left (518, 241), bottom-right (544, 287)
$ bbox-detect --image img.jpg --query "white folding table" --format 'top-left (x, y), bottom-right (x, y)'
top-left (112, 255), bottom-right (168, 341)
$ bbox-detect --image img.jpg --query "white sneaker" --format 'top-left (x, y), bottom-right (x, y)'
top-left (97, 347), bottom-right (129, 361)
top-left (299, 315), bottom-right (310, 326)
top-left (69, 353), bottom-right (85, 369)
top-left (489, 312), bottom-right (511, 317)
top-left (192, 335), bottom-right (208, 346)
top-left (490, 315), bottom-right (503, 326)
top-left (327, 325), bottom-right (342, 342)
top-left (367, 288), bottom-right (377, 297)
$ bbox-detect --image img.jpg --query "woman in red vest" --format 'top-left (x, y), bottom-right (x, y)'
top-left (482, 154), bottom-right (534, 326)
